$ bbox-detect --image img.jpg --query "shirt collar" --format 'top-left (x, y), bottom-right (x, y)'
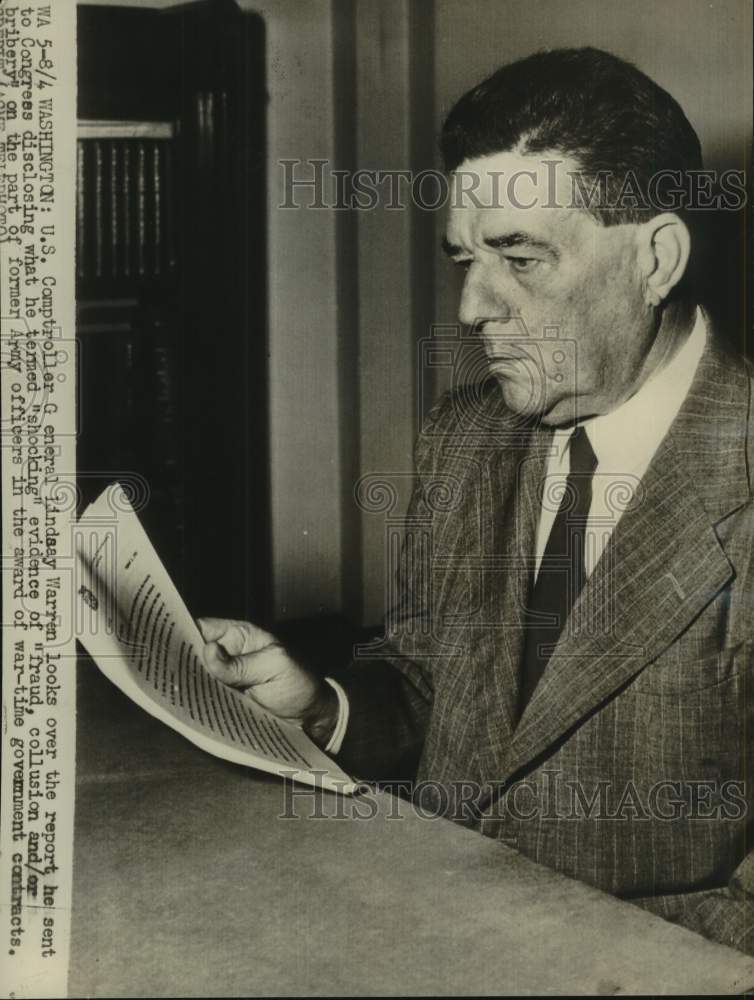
top-left (552, 306), bottom-right (708, 477)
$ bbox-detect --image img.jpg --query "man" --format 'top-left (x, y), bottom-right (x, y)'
top-left (199, 49), bottom-right (754, 954)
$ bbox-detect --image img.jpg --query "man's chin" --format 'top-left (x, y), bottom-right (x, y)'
top-left (494, 374), bottom-right (577, 427)
top-left (495, 372), bottom-right (549, 419)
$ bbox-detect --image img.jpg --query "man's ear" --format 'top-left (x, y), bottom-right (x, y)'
top-left (635, 213), bottom-right (691, 307)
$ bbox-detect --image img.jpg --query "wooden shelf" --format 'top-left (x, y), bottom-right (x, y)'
top-left (77, 120), bottom-right (177, 140)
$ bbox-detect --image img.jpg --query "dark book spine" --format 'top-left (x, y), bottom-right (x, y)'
top-left (94, 140), bottom-right (103, 278)
top-left (76, 140), bottom-right (86, 279)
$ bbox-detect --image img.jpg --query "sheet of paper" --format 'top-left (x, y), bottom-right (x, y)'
top-left (75, 484), bottom-right (357, 795)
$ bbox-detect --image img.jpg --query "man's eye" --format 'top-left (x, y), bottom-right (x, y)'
top-left (453, 258), bottom-right (473, 270)
top-left (507, 256), bottom-right (539, 272)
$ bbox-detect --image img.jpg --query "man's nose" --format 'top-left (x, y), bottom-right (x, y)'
top-left (458, 266), bottom-right (511, 330)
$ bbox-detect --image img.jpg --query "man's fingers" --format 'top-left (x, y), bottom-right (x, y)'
top-left (203, 637), bottom-right (291, 689)
top-left (196, 617), bottom-right (227, 643)
top-left (203, 640), bottom-right (244, 687)
top-left (197, 616), bottom-right (274, 656)
top-left (198, 617), bottom-right (292, 696)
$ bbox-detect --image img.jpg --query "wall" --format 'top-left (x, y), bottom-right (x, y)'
top-left (237, 0), bottom-right (344, 621)
top-left (238, 0), bottom-right (435, 626)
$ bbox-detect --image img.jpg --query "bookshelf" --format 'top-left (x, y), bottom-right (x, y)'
top-left (76, 0), bottom-right (270, 623)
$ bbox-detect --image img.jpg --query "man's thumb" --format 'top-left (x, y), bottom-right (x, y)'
top-left (203, 639), bottom-right (256, 688)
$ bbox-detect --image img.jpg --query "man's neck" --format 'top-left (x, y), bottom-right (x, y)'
top-left (631, 299), bottom-right (698, 394)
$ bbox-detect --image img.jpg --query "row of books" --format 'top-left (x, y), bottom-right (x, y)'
top-left (76, 137), bottom-right (178, 286)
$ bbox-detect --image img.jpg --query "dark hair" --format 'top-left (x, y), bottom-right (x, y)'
top-left (440, 47), bottom-right (703, 226)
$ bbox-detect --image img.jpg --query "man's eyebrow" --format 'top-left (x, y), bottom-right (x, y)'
top-left (484, 232), bottom-right (559, 258)
top-left (441, 232), bottom-right (560, 260)
top-left (484, 232), bottom-right (559, 257)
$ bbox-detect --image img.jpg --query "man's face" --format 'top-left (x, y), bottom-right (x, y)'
top-left (445, 151), bottom-right (654, 426)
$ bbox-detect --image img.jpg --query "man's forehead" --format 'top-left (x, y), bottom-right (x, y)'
top-left (445, 149), bottom-right (589, 249)
top-left (449, 148), bottom-right (581, 204)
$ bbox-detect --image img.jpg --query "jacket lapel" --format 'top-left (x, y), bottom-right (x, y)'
top-left (490, 339), bottom-right (751, 783)
top-left (478, 428), bottom-right (551, 744)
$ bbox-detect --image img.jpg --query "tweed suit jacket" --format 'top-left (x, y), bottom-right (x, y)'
top-left (334, 332), bottom-right (754, 954)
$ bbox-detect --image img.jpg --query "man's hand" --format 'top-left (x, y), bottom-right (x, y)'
top-left (197, 617), bottom-right (339, 749)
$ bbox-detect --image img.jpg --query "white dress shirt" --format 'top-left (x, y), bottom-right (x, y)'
top-left (536, 307), bottom-right (707, 580)
top-left (325, 308), bottom-right (708, 755)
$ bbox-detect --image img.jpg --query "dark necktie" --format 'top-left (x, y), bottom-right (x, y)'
top-left (518, 425), bottom-right (598, 717)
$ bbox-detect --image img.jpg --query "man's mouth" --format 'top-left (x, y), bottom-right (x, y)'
top-left (484, 348), bottom-right (529, 363)
top-left (484, 349), bottom-right (550, 386)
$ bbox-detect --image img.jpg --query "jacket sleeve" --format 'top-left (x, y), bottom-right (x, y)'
top-left (331, 391), bottom-right (459, 782)
top-left (632, 852), bottom-right (754, 956)
top-left (688, 852), bottom-right (754, 955)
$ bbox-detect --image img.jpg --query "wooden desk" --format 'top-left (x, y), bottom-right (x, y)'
top-left (69, 661), bottom-right (754, 996)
